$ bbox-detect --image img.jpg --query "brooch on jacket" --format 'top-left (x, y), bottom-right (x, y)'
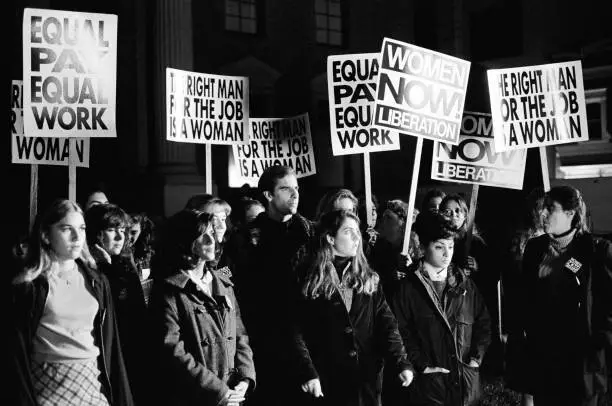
top-left (565, 257), bottom-right (582, 274)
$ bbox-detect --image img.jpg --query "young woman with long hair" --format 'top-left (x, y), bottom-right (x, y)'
top-left (293, 210), bottom-right (413, 406)
top-left (9, 199), bottom-right (133, 406)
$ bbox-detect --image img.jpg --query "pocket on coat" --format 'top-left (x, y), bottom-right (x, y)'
top-left (456, 314), bottom-right (474, 356)
top-left (410, 372), bottom-right (446, 405)
top-left (460, 363), bottom-right (482, 406)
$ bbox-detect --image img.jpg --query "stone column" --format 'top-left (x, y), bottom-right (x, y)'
top-left (153, 0), bottom-right (207, 216)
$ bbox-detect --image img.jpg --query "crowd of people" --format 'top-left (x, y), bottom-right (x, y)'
top-left (7, 164), bottom-right (612, 406)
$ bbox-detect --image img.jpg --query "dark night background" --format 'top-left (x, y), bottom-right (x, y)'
top-left (7, 0), bottom-right (612, 246)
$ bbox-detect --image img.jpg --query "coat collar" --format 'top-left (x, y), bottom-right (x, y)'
top-left (163, 266), bottom-right (234, 298)
top-left (416, 260), bottom-right (468, 296)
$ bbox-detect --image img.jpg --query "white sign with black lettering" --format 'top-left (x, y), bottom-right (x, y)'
top-left (431, 111), bottom-right (526, 189)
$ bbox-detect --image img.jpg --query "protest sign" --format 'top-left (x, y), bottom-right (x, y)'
top-left (12, 80), bottom-right (90, 167)
top-left (232, 113), bottom-right (316, 183)
top-left (374, 37), bottom-right (470, 145)
top-left (328, 53), bottom-right (400, 155)
top-left (166, 68), bottom-right (250, 145)
top-left (431, 112), bottom-right (526, 190)
top-left (487, 60), bottom-right (589, 152)
top-left (22, 9), bottom-right (118, 138)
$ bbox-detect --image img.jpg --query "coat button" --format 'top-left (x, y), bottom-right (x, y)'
top-left (344, 327), bottom-right (353, 334)
top-left (348, 350), bottom-right (357, 358)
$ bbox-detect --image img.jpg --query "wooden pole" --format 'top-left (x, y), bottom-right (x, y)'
top-left (401, 137), bottom-right (424, 261)
top-left (465, 184), bottom-right (479, 255)
top-left (68, 139), bottom-right (77, 202)
top-left (205, 143), bottom-right (212, 194)
top-left (29, 164), bottom-right (39, 231)
top-left (539, 146), bottom-right (550, 192)
top-left (363, 152), bottom-right (373, 227)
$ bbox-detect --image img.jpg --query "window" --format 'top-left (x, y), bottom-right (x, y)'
top-left (555, 87), bottom-right (612, 179)
top-left (315, 0), bottom-right (343, 46)
top-left (585, 88), bottom-right (608, 141)
top-left (225, 0), bottom-right (257, 34)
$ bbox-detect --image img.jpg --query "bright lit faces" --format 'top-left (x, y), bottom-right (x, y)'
top-left (328, 217), bottom-right (361, 258)
top-left (204, 204), bottom-right (228, 243)
top-left (441, 200), bottom-right (466, 229)
top-left (265, 174), bottom-right (299, 217)
top-left (192, 225), bottom-right (216, 261)
top-left (334, 197), bottom-right (356, 214)
top-left (423, 238), bottom-right (454, 270)
top-left (99, 225), bottom-right (126, 256)
top-left (45, 211), bottom-right (87, 261)
top-left (542, 200), bottom-right (575, 236)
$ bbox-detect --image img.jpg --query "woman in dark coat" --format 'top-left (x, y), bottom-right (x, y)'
top-left (9, 199), bottom-right (133, 406)
top-left (393, 212), bottom-right (491, 406)
top-left (293, 210), bottom-right (414, 406)
top-left (85, 204), bottom-right (149, 404)
top-left (149, 210), bottom-right (255, 406)
top-left (521, 186), bottom-right (612, 406)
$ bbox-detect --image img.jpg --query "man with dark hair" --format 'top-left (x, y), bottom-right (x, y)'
top-left (243, 165), bottom-right (314, 405)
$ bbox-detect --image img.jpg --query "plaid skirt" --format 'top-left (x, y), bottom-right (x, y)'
top-left (31, 359), bottom-right (110, 406)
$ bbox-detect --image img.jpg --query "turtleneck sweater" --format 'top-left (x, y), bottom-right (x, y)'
top-left (539, 228), bottom-right (576, 279)
top-left (333, 256), bottom-right (353, 311)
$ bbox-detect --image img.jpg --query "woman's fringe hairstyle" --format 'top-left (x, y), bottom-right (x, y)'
top-left (13, 199), bottom-right (96, 284)
top-left (302, 210), bottom-right (379, 299)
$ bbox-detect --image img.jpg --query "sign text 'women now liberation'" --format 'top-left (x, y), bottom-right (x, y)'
top-left (374, 38), bottom-right (470, 144)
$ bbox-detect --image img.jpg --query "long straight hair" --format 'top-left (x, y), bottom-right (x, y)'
top-left (13, 199), bottom-right (96, 284)
top-left (302, 210), bottom-right (379, 299)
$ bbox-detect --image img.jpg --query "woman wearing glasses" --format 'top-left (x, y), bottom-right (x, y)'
top-left (521, 186), bottom-right (612, 406)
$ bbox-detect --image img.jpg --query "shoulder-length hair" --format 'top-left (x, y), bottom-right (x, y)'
top-left (545, 185), bottom-right (589, 235)
top-left (13, 199), bottom-right (96, 284)
top-left (152, 210), bottom-right (213, 278)
top-left (314, 188), bottom-right (358, 222)
top-left (85, 203), bottom-right (130, 249)
top-left (302, 210), bottom-right (379, 300)
top-left (440, 193), bottom-right (470, 233)
top-left (130, 212), bottom-right (155, 260)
